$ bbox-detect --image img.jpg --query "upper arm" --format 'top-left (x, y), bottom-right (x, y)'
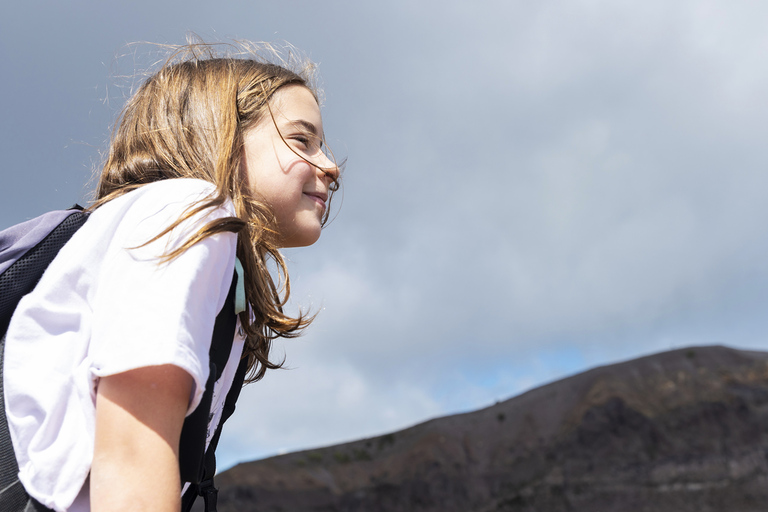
top-left (91, 364), bottom-right (193, 512)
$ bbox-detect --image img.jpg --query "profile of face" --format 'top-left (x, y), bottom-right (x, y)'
top-left (241, 85), bottom-right (338, 248)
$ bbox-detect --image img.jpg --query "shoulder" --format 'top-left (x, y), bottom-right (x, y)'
top-left (121, 179), bottom-right (231, 214)
top-left (91, 179), bottom-right (235, 230)
top-left (138, 178), bottom-right (218, 198)
top-left (65, 178), bottom-right (238, 273)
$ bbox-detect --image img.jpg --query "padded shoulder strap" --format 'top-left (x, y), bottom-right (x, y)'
top-left (178, 270), bottom-right (238, 484)
top-left (181, 356), bottom-right (248, 512)
top-left (180, 269), bottom-right (247, 512)
top-left (0, 208), bottom-right (88, 338)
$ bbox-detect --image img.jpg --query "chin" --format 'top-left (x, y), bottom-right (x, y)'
top-left (280, 227), bottom-right (322, 248)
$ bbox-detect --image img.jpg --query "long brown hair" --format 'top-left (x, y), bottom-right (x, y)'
top-left (92, 43), bottom-right (338, 382)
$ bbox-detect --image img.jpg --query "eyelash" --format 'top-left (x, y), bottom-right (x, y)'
top-left (292, 134), bottom-right (317, 151)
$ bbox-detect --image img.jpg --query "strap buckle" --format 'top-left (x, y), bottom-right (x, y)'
top-left (199, 479), bottom-right (218, 512)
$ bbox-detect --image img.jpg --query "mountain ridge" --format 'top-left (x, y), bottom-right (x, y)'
top-left (216, 345), bottom-right (768, 511)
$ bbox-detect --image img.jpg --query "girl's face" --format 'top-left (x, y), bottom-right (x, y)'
top-left (241, 85), bottom-right (338, 248)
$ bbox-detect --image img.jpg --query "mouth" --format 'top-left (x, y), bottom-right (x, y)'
top-left (304, 191), bottom-right (328, 209)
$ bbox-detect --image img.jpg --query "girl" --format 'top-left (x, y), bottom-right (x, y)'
top-left (3, 42), bottom-right (340, 511)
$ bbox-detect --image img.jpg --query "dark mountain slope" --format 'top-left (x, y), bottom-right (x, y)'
top-left (217, 345), bottom-right (768, 512)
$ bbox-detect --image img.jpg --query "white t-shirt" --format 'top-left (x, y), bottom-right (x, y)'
top-left (3, 179), bottom-right (245, 511)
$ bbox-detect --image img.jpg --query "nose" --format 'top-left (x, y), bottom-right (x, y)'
top-left (315, 153), bottom-right (340, 183)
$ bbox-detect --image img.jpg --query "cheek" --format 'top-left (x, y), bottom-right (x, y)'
top-left (243, 154), bottom-right (284, 200)
top-left (260, 173), bottom-right (302, 213)
top-left (277, 160), bottom-right (314, 193)
top-left (243, 146), bottom-right (314, 213)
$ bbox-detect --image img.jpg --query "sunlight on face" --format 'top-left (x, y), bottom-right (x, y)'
top-left (241, 85), bottom-right (339, 248)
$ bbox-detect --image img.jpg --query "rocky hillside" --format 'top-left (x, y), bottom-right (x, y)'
top-left (215, 346), bottom-right (768, 512)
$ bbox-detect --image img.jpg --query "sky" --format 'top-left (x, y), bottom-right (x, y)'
top-left (2, 0), bottom-right (768, 471)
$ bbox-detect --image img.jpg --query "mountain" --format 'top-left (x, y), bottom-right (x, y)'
top-left (215, 345), bottom-right (768, 512)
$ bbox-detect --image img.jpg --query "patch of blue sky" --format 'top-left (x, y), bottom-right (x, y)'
top-left (430, 345), bottom-right (588, 418)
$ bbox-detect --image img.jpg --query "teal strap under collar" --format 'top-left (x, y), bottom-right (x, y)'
top-left (234, 258), bottom-right (246, 315)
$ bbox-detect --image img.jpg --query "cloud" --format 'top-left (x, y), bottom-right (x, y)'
top-left (225, 0), bottom-right (768, 463)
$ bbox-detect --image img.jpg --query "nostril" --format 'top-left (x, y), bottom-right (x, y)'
top-left (318, 166), bottom-right (338, 182)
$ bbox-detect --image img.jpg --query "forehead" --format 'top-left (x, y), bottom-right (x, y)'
top-left (269, 85), bottom-right (323, 130)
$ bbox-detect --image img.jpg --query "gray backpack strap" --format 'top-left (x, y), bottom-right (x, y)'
top-left (0, 208), bottom-right (88, 338)
top-left (0, 208), bottom-right (87, 512)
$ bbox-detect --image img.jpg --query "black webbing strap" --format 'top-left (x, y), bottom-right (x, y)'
top-left (184, 356), bottom-right (248, 512)
top-left (178, 271), bottom-right (238, 484)
top-left (180, 270), bottom-right (248, 512)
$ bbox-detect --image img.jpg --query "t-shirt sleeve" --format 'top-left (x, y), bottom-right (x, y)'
top-left (89, 182), bottom-right (237, 414)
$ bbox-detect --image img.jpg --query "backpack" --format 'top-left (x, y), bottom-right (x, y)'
top-left (0, 206), bottom-right (245, 512)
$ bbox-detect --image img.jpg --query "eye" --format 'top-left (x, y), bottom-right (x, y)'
top-left (291, 132), bottom-right (316, 148)
top-left (292, 133), bottom-right (324, 155)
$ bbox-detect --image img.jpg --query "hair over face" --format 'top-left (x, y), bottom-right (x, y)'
top-left (93, 44), bottom-right (338, 381)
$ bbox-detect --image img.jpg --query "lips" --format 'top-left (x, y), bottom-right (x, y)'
top-left (304, 191), bottom-right (328, 209)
